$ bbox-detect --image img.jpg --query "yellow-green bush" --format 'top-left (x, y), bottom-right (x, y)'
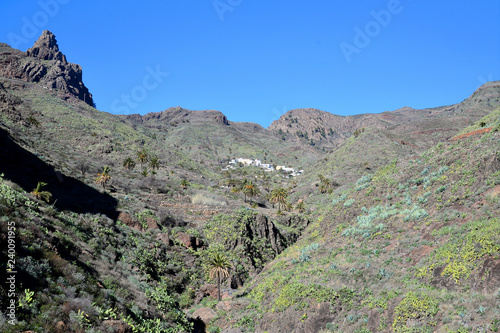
top-left (393, 291), bottom-right (439, 332)
top-left (417, 218), bottom-right (500, 284)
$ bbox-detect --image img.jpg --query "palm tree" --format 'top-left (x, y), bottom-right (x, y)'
top-left (180, 179), bottom-right (189, 190)
top-left (243, 182), bottom-right (260, 204)
top-left (319, 175), bottom-right (334, 194)
top-left (123, 157), bottom-right (136, 170)
top-left (136, 149), bottom-right (149, 165)
top-left (95, 166), bottom-right (112, 189)
top-left (296, 200), bottom-right (306, 213)
top-left (26, 115), bottom-right (40, 127)
top-left (149, 155), bottom-right (160, 170)
top-left (31, 182), bottom-right (52, 202)
top-left (207, 252), bottom-right (231, 301)
top-left (269, 187), bottom-right (288, 211)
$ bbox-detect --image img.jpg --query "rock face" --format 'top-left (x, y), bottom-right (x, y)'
top-left (0, 31), bottom-right (94, 106)
top-left (26, 30), bottom-right (66, 61)
top-left (191, 307), bottom-right (217, 325)
top-left (121, 106), bottom-right (230, 127)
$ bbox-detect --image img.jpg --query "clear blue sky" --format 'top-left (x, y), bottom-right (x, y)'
top-left (1, 1), bottom-right (499, 127)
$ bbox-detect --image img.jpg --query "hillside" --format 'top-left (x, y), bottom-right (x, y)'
top-left (1, 30), bottom-right (500, 333)
top-left (211, 111), bottom-right (500, 333)
top-left (270, 81), bottom-right (500, 153)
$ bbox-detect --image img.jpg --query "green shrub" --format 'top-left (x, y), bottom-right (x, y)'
top-left (417, 218), bottom-right (500, 285)
top-left (344, 199), bottom-right (355, 207)
top-left (393, 291), bottom-right (439, 332)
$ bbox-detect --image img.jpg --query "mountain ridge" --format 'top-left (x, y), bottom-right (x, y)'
top-left (0, 30), bottom-right (94, 106)
top-left (1, 30), bottom-right (500, 333)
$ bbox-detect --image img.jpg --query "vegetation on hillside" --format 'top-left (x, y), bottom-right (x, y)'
top-left (1, 71), bottom-right (500, 332)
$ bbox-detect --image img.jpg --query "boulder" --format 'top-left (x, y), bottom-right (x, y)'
top-left (55, 321), bottom-right (67, 332)
top-left (156, 232), bottom-right (172, 245)
top-left (176, 231), bottom-right (195, 249)
top-left (146, 216), bottom-right (159, 230)
top-left (191, 307), bottom-right (217, 325)
top-left (195, 284), bottom-right (218, 303)
top-left (118, 212), bottom-right (142, 231)
top-left (200, 284), bottom-right (218, 299)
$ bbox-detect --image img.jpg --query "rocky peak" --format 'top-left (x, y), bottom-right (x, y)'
top-left (121, 107), bottom-right (230, 127)
top-left (26, 30), bottom-right (66, 62)
top-left (0, 31), bottom-right (94, 107)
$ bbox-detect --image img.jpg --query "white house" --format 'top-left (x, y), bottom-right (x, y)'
top-left (224, 157), bottom-right (303, 176)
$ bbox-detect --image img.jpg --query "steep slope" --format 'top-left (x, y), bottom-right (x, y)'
top-left (212, 110), bottom-right (500, 333)
top-left (2, 30), bottom-right (500, 333)
top-left (283, 82), bottom-right (500, 198)
top-left (0, 32), bottom-right (308, 333)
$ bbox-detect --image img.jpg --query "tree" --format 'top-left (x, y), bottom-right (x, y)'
top-left (180, 179), bottom-right (189, 190)
top-left (296, 200), bottom-right (306, 213)
top-left (149, 155), bottom-right (160, 170)
top-left (269, 187), bottom-right (288, 211)
top-left (207, 252), bottom-right (231, 301)
top-left (318, 175), bottom-right (335, 194)
top-left (319, 180), bottom-right (330, 194)
top-left (26, 115), bottom-right (40, 127)
top-left (76, 160), bottom-right (90, 175)
top-left (95, 166), bottom-right (111, 189)
top-left (136, 149), bottom-right (149, 165)
top-left (243, 182), bottom-right (260, 203)
top-left (123, 157), bottom-right (136, 170)
top-left (31, 182), bottom-right (52, 202)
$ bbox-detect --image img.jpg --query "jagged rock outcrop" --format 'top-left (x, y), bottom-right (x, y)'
top-left (247, 214), bottom-right (284, 254)
top-left (228, 213), bottom-right (307, 274)
top-left (26, 30), bottom-right (67, 61)
top-left (121, 106), bottom-right (229, 127)
top-left (0, 31), bottom-right (94, 106)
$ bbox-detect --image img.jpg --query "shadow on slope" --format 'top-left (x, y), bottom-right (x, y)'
top-left (0, 127), bottom-right (118, 220)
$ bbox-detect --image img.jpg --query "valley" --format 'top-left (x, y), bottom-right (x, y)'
top-left (0, 31), bottom-right (499, 333)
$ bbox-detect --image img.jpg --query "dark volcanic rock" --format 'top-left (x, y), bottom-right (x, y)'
top-left (0, 31), bottom-right (94, 107)
top-left (26, 30), bottom-right (66, 61)
top-left (121, 106), bottom-right (230, 127)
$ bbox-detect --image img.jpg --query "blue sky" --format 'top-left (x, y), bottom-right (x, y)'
top-left (1, 1), bottom-right (499, 127)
